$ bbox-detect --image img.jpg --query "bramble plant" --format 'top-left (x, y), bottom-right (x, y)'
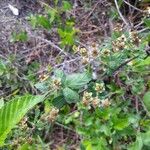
top-left (1, 27), bottom-right (150, 149)
top-left (1, 0), bottom-right (150, 149)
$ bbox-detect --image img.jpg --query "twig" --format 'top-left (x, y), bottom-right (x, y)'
top-left (29, 34), bottom-right (68, 56)
top-left (55, 122), bottom-right (76, 133)
top-left (54, 57), bottom-right (81, 68)
top-left (27, 57), bottom-right (81, 77)
top-left (0, 54), bottom-right (7, 60)
top-left (114, 0), bottom-right (129, 28)
top-left (80, 29), bottom-right (99, 34)
top-left (135, 96), bottom-right (139, 113)
top-left (134, 21), bottom-right (144, 29)
top-left (137, 27), bottom-right (149, 33)
top-left (123, 0), bottom-right (144, 13)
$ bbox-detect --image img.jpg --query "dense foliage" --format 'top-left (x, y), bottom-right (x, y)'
top-left (0, 0), bottom-right (150, 149)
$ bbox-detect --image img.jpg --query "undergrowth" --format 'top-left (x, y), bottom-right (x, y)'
top-left (0, 0), bottom-right (150, 150)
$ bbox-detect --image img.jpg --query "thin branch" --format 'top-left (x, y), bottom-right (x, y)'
top-left (137, 27), bottom-right (149, 33)
top-left (114, 0), bottom-right (129, 28)
top-left (29, 34), bottom-right (68, 56)
top-left (27, 57), bottom-right (81, 77)
top-left (134, 21), bottom-right (144, 29)
top-left (123, 0), bottom-right (144, 13)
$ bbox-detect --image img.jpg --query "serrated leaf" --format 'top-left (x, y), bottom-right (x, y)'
top-left (0, 94), bottom-right (45, 146)
top-left (52, 95), bottom-right (66, 108)
top-left (63, 87), bottom-right (79, 103)
top-left (143, 91), bottom-right (150, 111)
top-left (64, 72), bottom-right (91, 90)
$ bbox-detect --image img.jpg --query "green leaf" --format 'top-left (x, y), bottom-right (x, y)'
top-left (128, 134), bottom-right (143, 150)
top-left (18, 143), bottom-right (32, 150)
top-left (37, 15), bottom-right (50, 29)
top-left (64, 72), bottom-right (91, 90)
top-left (44, 100), bottom-right (51, 113)
top-left (58, 23), bottom-right (77, 46)
top-left (54, 0), bottom-right (59, 5)
top-left (52, 95), bottom-right (66, 108)
top-left (46, 8), bottom-right (57, 23)
top-left (54, 69), bottom-right (66, 81)
top-left (142, 130), bottom-right (150, 146)
top-left (0, 94), bottom-right (45, 146)
top-left (34, 82), bottom-right (49, 93)
top-left (62, 1), bottom-right (72, 11)
top-left (113, 117), bottom-right (129, 130)
top-left (136, 57), bottom-right (150, 67)
top-left (143, 91), bottom-right (150, 111)
top-left (10, 31), bottom-right (28, 42)
top-left (63, 87), bottom-right (79, 103)
top-left (100, 125), bottom-right (111, 136)
top-left (28, 15), bottom-right (38, 28)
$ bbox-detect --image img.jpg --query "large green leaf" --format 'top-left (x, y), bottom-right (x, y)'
top-left (0, 94), bottom-right (45, 146)
top-left (64, 72), bottom-right (91, 90)
top-left (63, 87), bottom-right (79, 103)
top-left (52, 95), bottom-right (66, 108)
top-left (129, 131), bottom-right (150, 150)
top-left (128, 134), bottom-right (143, 150)
top-left (113, 117), bottom-right (130, 130)
top-left (142, 130), bottom-right (150, 146)
top-left (143, 91), bottom-right (150, 111)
